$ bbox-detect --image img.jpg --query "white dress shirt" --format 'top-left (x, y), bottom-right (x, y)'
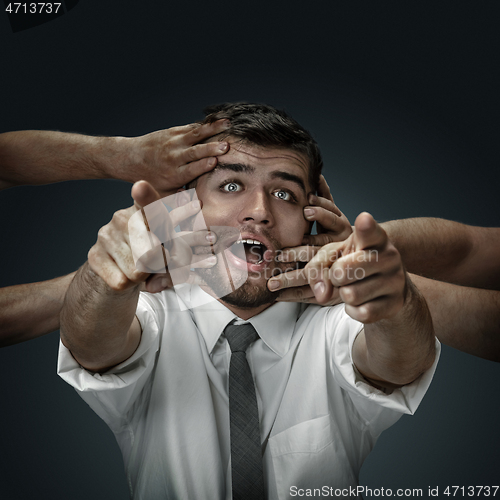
top-left (58, 285), bottom-right (439, 500)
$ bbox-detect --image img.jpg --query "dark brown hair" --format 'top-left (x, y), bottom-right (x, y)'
top-left (201, 102), bottom-right (323, 193)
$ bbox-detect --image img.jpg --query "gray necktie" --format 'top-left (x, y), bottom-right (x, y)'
top-left (224, 322), bottom-right (265, 500)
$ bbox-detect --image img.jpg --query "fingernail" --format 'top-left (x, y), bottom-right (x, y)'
top-left (304, 208), bottom-right (315, 218)
top-left (206, 256), bottom-right (217, 265)
top-left (219, 142), bottom-right (228, 152)
top-left (268, 280), bottom-right (280, 290)
top-left (308, 194), bottom-right (317, 204)
top-left (276, 253), bottom-right (285, 262)
top-left (191, 200), bottom-right (201, 209)
top-left (160, 278), bottom-right (169, 289)
top-left (223, 120), bottom-right (230, 128)
top-left (314, 281), bottom-right (325, 296)
top-left (206, 232), bottom-right (216, 243)
top-left (207, 157), bottom-right (216, 167)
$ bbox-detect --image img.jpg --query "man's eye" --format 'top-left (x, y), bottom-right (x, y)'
top-left (274, 190), bottom-right (293, 201)
top-left (222, 182), bottom-right (242, 192)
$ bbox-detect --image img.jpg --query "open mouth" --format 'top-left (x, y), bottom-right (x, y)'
top-left (229, 238), bottom-right (268, 265)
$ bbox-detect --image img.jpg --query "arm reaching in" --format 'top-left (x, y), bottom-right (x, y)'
top-left (60, 181), bottom-right (215, 372)
top-left (381, 218), bottom-right (500, 290)
top-left (306, 213), bottom-right (436, 387)
top-left (0, 272), bottom-right (75, 347)
top-left (0, 120), bottom-right (228, 346)
top-left (0, 120), bottom-right (230, 195)
top-left (410, 275), bottom-right (500, 362)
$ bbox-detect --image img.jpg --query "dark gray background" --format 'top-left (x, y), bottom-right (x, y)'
top-left (1, 1), bottom-right (499, 499)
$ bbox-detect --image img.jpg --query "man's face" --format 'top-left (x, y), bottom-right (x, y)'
top-left (191, 139), bottom-right (312, 309)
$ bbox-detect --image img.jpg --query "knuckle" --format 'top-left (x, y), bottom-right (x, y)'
top-left (187, 147), bottom-right (198, 162)
top-left (108, 275), bottom-right (130, 292)
top-left (87, 246), bottom-right (98, 264)
top-left (339, 285), bottom-right (357, 304)
top-left (190, 124), bottom-right (201, 138)
top-left (385, 244), bottom-right (399, 261)
top-left (97, 225), bottom-right (109, 242)
top-left (356, 304), bottom-right (375, 324)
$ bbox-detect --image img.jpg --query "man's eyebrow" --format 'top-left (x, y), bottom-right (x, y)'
top-left (207, 162), bottom-right (255, 177)
top-left (270, 171), bottom-right (307, 195)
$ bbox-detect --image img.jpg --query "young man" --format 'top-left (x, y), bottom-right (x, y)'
top-left (59, 103), bottom-right (438, 499)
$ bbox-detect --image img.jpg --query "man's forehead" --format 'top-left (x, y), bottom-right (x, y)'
top-left (224, 140), bottom-right (309, 169)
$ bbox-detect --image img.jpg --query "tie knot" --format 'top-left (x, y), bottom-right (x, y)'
top-left (224, 323), bottom-right (259, 353)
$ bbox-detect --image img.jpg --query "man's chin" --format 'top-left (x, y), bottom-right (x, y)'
top-left (196, 267), bottom-right (280, 309)
top-left (219, 280), bottom-right (280, 309)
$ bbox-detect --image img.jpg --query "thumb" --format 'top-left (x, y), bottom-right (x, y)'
top-left (132, 180), bottom-right (162, 210)
top-left (353, 212), bottom-right (385, 250)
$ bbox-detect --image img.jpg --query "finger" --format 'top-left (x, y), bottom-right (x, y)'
top-left (182, 119), bottom-right (231, 145)
top-left (275, 284), bottom-right (315, 301)
top-left (267, 268), bottom-right (309, 292)
top-left (311, 271), bottom-right (335, 305)
top-left (101, 231), bottom-right (150, 283)
top-left (173, 229), bottom-right (217, 248)
top-left (303, 192), bottom-right (352, 242)
top-left (317, 174), bottom-right (334, 202)
top-left (276, 245), bottom-right (319, 263)
top-left (304, 244), bottom-right (343, 304)
top-left (306, 241), bottom-right (344, 269)
top-left (353, 212), bottom-right (386, 251)
top-left (88, 244), bottom-right (146, 291)
top-left (145, 268), bottom-right (208, 293)
top-left (345, 294), bottom-right (404, 324)
top-left (178, 141), bottom-right (229, 166)
top-left (145, 273), bottom-right (173, 293)
top-left (277, 286), bottom-right (343, 306)
top-left (169, 199), bottom-right (202, 227)
top-left (128, 203), bottom-right (170, 272)
top-left (339, 274), bottom-right (402, 307)
top-left (306, 194), bottom-right (341, 217)
top-left (175, 157), bottom-right (218, 185)
top-left (328, 248), bottom-right (399, 286)
top-left (132, 180), bottom-right (162, 210)
top-left (304, 205), bottom-right (343, 230)
top-left (302, 233), bottom-right (347, 247)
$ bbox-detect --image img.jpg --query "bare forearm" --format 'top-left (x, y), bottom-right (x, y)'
top-left (382, 218), bottom-right (500, 290)
top-left (0, 130), bottom-right (133, 189)
top-left (357, 279), bottom-right (436, 386)
top-left (412, 274), bottom-right (500, 362)
top-left (0, 272), bottom-right (76, 347)
top-left (60, 262), bottom-right (141, 372)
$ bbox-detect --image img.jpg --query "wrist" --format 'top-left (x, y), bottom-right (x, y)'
top-left (95, 135), bottom-right (138, 182)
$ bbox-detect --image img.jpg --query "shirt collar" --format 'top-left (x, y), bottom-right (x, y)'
top-left (186, 285), bottom-right (301, 357)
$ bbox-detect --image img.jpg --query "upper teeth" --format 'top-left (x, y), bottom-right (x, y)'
top-left (236, 239), bottom-right (264, 246)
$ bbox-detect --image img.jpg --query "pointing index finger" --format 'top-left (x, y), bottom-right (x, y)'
top-left (353, 212), bottom-right (386, 250)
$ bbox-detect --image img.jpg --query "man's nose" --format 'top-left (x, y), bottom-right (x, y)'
top-left (239, 191), bottom-right (274, 226)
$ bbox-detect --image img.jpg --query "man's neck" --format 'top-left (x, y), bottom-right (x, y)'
top-left (217, 299), bottom-right (275, 320)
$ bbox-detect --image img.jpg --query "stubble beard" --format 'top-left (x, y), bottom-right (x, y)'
top-left (196, 262), bottom-right (284, 309)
